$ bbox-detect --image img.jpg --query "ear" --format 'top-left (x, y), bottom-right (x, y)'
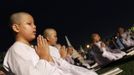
top-left (12, 24), bottom-right (20, 33)
top-left (46, 37), bottom-right (50, 41)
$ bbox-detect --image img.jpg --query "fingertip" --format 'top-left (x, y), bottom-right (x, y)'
top-left (44, 39), bottom-right (47, 42)
top-left (38, 35), bottom-right (41, 37)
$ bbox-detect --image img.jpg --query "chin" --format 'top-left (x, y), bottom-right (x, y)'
top-left (32, 36), bottom-right (36, 40)
top-left (32, 35), bottom-right (36, 38)
top-left (29, 36), bottom-right (36, 41)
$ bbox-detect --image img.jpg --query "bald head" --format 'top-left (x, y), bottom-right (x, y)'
top-left (91, 33), bottom-right (101, 43)
top-left (117, 27), bottom-right (125, 34)
top-left (91, 33), bottom-right (99, 38)
top-left (9, 12), bottom-right (35, 36)
top-left (43, 28), bottom-right (57, 45)
top-left (43, 28), bottom-right (57, 38)
top-left (10, 12), bottom-right (31, 26)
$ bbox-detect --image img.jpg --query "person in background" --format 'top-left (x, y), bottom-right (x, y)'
top-left (90, 33), bottom-right (126, 66)
top-left (115, 27), bottom-right (134, 49)
top-left (43, 28), bottom-right (98, 75)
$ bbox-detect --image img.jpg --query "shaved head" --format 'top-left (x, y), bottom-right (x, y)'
top-left (43, 28), bottom-right (56, 38)
top-left (10, 12), bottom-right (31, 25)
top-left (43, 28), bottom-right (57, 45)
top-left (91, 33), bottom-right (99, 39)
top-left (91, 33), bottom-right (101, 42)
top-left (9, 12), bottom-right (35, 37)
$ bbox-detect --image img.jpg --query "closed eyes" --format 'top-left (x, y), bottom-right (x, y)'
top-left (27, 22), bottom-right (32, 25)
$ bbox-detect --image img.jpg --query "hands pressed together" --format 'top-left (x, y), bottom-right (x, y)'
top-left (60, 45), bottom-right (67, 59)
top-left (35, 35), bottom-right (53, 62)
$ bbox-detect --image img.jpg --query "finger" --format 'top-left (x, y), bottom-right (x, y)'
top-left (37, 35), bottom-right (40, 46)
top-left (44, 39), bottom-right (48, 46)
top-left (62, 45), bottom-right (65, 50)
top-left (41, 36), bottom-right (45, 46)
top-left (38, 35), bottom-right (42, 46)
top-left (34, 45), bottom-right (38, 53)
top-left (65, 47), bottom-right (67, 51)
top-left (58, 44), bottom-right (61, 49)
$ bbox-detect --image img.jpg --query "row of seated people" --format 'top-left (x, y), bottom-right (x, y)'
top-left (2, 12), bottom-right (98, 75)
top-left (2, 11), bottom-right (134, 75)
top-left (53, 33), bottom-right (126, 69)
top-left (61, 33), bottom-right (126, 68)
top-left (67, 27), bottom-right (134, 68)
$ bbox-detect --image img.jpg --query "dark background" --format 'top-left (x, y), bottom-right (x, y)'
top-left (0, 0), bottom-right (134, 51)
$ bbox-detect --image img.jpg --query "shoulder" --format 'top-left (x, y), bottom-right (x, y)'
top-left (49, 46), bottom-right (59, 51)
top-left (7, 42), bottom-right (32, 58)
top-left (9, 42), bottom-right (27, 52)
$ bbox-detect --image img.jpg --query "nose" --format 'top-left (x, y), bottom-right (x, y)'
top-left (33, 24), bottom-right (36, 29)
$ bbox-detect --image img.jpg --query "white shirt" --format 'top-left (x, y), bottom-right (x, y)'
top-left (3, 42), bottom-right (71, 75)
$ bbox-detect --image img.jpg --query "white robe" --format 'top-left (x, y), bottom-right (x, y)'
top-left (49, 46), bottom-right (98, 75)
top-left (121, 32), bottom-right (134, 47)
top-left (95, 41), bottom-right (126, 61)
top-left (3, 42), bottom-right (72, 75)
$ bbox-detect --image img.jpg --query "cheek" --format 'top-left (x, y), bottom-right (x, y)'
top-left (21, 26), bottom-right (31, 33)
top-left (23, 28), bottom-right (34, 37)
top-left (52, 37), bottom-right (57, 41)
top-left (93, 38), bottom-right (97, 41)
top-left (20, 28), bottom-right (28, 35)
top-left (23, 29), bottom-right (31, 35)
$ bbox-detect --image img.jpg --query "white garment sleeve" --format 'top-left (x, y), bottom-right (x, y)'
top-left (3, 48), bottom-right (64, 75)
top-left (55, 58), bottom-right (97, 75)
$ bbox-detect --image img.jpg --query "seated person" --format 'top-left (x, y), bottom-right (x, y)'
top-left (90, 33), bottom-right (126, 66)
top-left (115, 27), bottom-right (134, 49)
top-left (3, 12), bottom-right (72, 75)
top-left (43, 28), bottom-right (98, 75)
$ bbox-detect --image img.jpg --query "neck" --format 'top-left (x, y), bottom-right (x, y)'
top-left (48, 42), bottom-right (55, 46)
top-left (16, 36), bottom-right (30, 46)
top-left (48, 42), bottom-right (51, 46)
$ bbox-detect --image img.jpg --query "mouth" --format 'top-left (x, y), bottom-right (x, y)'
top-left (33, 31), bottom-right (36, 35)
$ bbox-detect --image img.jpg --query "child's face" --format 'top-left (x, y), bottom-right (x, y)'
top-left (47, 30), bottom-right (57, 45)
top-left (93, 34), bottom-right (100, 42)
top-left (118, 27), bottom-right (125, 34)
top-left (17, 14), bottom-right (36, 41)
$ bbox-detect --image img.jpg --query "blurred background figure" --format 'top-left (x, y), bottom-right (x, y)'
top-left (90, 33), bottom-right (126, 67)
top-left (115, 27), bottom-right (134, 50)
